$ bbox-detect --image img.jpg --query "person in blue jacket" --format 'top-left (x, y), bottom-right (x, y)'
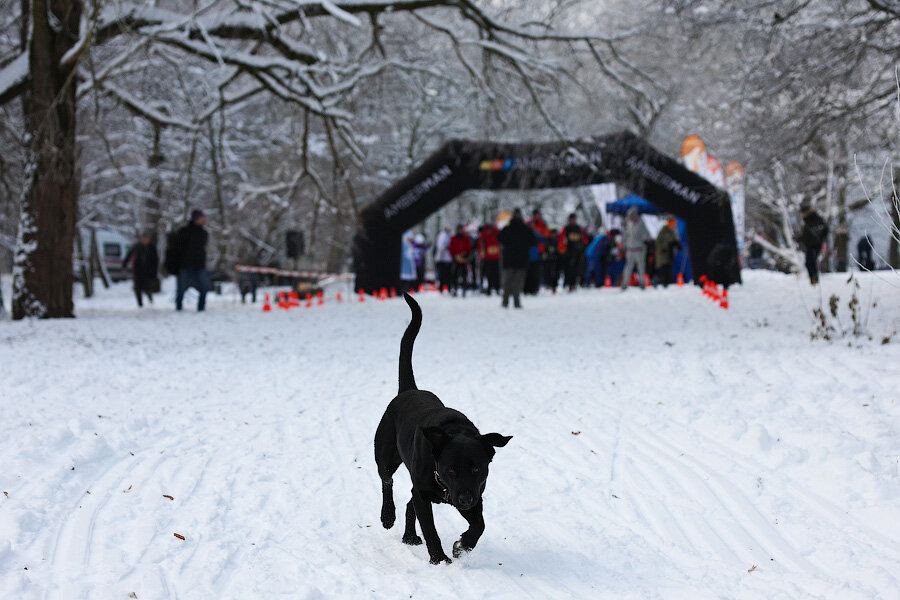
top-left (584, 229), bottom-right (612, 287)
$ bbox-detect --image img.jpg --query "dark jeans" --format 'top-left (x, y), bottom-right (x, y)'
top-left (501, 268), bottom-right (527, 307)
top-left (563, 255), bottom-right (580, 290)
top-left (481, 260), bottom-right (500, 294)
top-left (436, 261), bottom-right (452, 291)
top-left (655, 264), bottom-right (673, 287)
top-left (451, 261), bottom-right (470, 295)
top-left (176, 268), bottom-right (210, 311)
top-left (133, 276), bottom-right (154, 307)
top-left (805, 248), bottom-right (820, 283)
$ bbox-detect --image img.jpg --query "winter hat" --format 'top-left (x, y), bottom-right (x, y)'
top-left (190, 209), bottom-right (205, 222)
top-left (667, 218), bottom-right (677, 227)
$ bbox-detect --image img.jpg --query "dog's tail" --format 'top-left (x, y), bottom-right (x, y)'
top-left (398, 292), bottom-right (421, 394)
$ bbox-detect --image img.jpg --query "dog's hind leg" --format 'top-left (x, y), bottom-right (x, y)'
top-left (401, 498), bottom-right (422, 545)
top-left (453, 503), bottom-right (486, 558)
top-left (374, 416), bottom-right (402, 529)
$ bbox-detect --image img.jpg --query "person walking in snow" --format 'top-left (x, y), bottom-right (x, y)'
top-left (400, 231), bottom-right (417, 290)
top-left (169, 209), bottom-right (210, 311)
top-left (798, 202), bottom-right (829, 285)
top-left (654, 219), bottom-right (682, 287)
top-left (122, 232), bottom-right (159, 307)
top-left (498, 208), bottom-right (537, 308)
top-left (584, 228), bottom-right (612, 287)
top-left (621, 206), bottom-right (650, 290)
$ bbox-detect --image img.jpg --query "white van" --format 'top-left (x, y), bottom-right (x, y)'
top-left (77, 228), bottom-right (134, 282)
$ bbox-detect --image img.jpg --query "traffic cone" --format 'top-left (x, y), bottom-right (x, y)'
top-left (380, 287), bottom-right (387, 301)
top-left (676, 272), bottom-right (685, 286)
top-left (262, 293), bottom-right (272, 312)
top-left (288, 290), bottom-right (301, 308)
top-left (317, 290), bottom-right (325, 306)
top-left (278, 290), bottom-right (289, 309)
top-left (644, 273), bottom-right (651, 287)
top-left (604, 275), bottom-right (612, 288)
top-left (305, 292), bottom-right (312, 309)
top-left (390, 287), bottom-right (397, 298)
top-left (442, 285), bottom-right (449, 294)
top-left (719, 288), bottom-right (729, 310)
top-left (418, 283), bottom-right (425, 293)
top-left (358, 290), bottom-right (366, 303)
top-left (336, 292), bottom-right (343, 303)
top-left (630, 273), bottom-right (638, 287)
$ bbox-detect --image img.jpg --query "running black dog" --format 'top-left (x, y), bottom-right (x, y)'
top-left (374, 293), bottom-right (512, 564)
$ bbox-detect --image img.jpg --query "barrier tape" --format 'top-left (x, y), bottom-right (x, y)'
top-left (234, 265), bottom-right (352, 280)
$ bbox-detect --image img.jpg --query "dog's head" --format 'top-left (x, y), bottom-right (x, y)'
top-left (421, 426), bottom-right (512, 511)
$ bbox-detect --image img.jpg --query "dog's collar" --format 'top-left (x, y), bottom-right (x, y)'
top-left (434, 470), bottom-right (450, 502)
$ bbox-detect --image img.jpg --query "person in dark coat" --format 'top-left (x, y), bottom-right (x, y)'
top-left (497, 208), bottom-right (537, 308)
top-left (654, 219), bottom-right (682, 287)
top-left (171, 209), bottom-right (211, 311)
top-left (558, 213), bottom-right (587, 292)
top-left (798, 203), bottom-right (829, 285)
top-left (857, 235), bottom-right (875, 271)
top-left (122, 232), bottom-right (159, 307)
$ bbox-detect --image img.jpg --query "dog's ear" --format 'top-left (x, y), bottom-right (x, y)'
top-left (421, 426), bottom-right (450, 458)
top-left (479, 433), bottom-right (513, 449)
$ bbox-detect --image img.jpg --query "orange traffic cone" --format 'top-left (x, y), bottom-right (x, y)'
top-left (442, 285), bottom-right (449, 294)
top-left (676, 272), bottom-right (685, 286)
top-left (262, 293), bottom-right (272, 312)
top-left (288, 290), bottom-right (301, 308)
top-left (390, 287), bottom-right (397, 298)
top-left (305, 292), bottom-right (312, 309)
top-left (358, 290), bottom-right (366, 303)
top-left (719, 288), bottom-right (729, 310)
top-left (644, 273), bottom-right (651, 287)
top-left (317, 290), bottom-right (325, 306)
top-left (278, 291), bottom-right (289, 309)
top-left (604, 275), bottom-right (612, 288)
top-left (336, 292), bottom-right (343, 303)
top-left (380, 287), bottom-right (387, 301)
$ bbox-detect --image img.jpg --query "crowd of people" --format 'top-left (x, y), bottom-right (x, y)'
top-left (403, 207), bottom-right (687, 308)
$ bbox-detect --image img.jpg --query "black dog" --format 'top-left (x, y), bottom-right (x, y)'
top-left (374, 293), bottom-right (512, 564)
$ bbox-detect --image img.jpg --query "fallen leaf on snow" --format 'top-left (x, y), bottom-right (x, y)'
top-left (162, 494), bottom-right (174, 500)
top-left (571, 431), bottom-right (581, 435)
top-left (174, 533), bottom-right (185, 540)
top-left (748, 565), bottom-right (757, 573)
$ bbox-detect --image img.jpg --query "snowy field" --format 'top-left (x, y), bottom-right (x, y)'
top-left (1, 271), bottom-right (899, 600)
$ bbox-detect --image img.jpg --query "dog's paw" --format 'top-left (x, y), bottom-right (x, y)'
top-left (452, 540), bottom-right (472, 558)
top-left (402, 533), bottom-right (423, 546)
top-left (380, 505), bottom-right (395, 529)
top-left (429, 554), bottom-right (452, 565)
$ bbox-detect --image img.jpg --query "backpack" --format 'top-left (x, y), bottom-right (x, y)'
top-left (163, 228), bottom-right (183, 275)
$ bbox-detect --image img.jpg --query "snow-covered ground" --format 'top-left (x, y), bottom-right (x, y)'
top-left (1, 271), bottom-right (899, 599)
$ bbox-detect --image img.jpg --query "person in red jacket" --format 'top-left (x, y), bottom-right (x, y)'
top-left (477, 223), bottom-right (501, 295)
top-left (448, 224), bottom-right (474, 296)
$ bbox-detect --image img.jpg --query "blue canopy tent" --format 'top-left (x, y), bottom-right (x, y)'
top-left (606, 194), bottom-right (693, 283)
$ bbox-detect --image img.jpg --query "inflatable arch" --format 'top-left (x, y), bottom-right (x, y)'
top-left (353, 130), bottom-right (740, 292)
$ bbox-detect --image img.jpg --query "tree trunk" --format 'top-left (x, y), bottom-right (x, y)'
top-left (12, 0), bottom-right (82, 319)
top-left (890, 171), bottom-right (900, 269)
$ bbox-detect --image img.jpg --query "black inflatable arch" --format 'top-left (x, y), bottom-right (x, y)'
top-left (353, 130), bottom-right (740, 292)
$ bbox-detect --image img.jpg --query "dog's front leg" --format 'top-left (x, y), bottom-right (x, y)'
top-left (402, 499), bottom-right (422, 545)
top-left (380, 480), bottom-right (396, 529)
top-left (411, 489), bottom-right (451, 564)
top-left (453, 503), bottom-right (485, 558)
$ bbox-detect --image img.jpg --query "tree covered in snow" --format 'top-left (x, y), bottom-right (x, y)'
top-left (0, 0), bottom-right (897, 319)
